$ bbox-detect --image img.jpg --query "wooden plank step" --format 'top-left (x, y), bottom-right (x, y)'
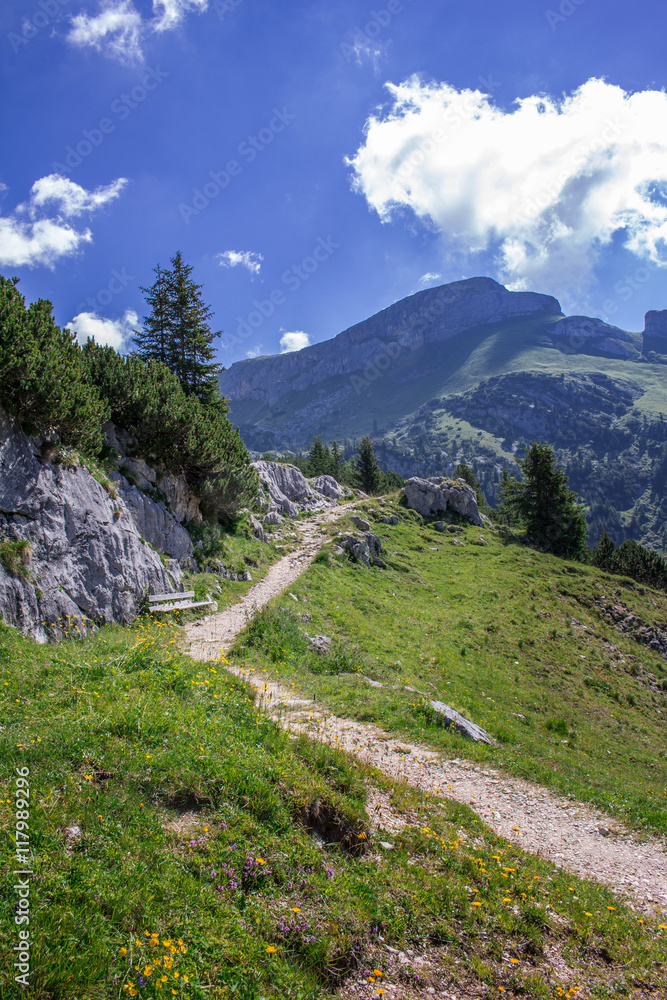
top-left (149, 591), bottom-right (195, 603)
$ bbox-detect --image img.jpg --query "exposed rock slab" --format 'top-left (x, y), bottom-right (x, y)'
top-left (552, 315), bottom-right (639, 359)
top-left (339, 532), bottom-right (385, 568)
top-left (403, 477), bottom-right (483, 526)
top-left (0, 411), bottom-right (173, 640)
top-left (644, 310), bottom-right (667, 352)
top-left (111, 474), bottom-right (194, 560)
top-left (429, 700), bottom-right (498, 745)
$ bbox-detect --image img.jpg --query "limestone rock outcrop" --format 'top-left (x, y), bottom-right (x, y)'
top-left (310, 475), bottom-right (345, 500)
top-left (644, 310), bottom-right (667, 353)
top-left (0, 411), bottom-right (174, 640)
top-left (403, 477), bottom-right (484, 526)
top-left (253, 461), bottom-right (343, 518)
top-left (111, 475), bottom-right (194, 560)
top-left (552, 316), bottom-right (639, 359)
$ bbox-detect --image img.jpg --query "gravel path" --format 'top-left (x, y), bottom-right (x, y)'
top-left (183, 510), bottom-right (667, 917)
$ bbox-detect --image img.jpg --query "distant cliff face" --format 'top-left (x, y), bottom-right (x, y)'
top-left (219, 277), bottom-right (562, 408)
top-left (644, 310), bottom-right (667, 352)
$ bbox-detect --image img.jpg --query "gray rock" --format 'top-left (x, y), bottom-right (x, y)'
top-left (434, 521), bottom-right (446, 532)
top-left (644, 310), bottom-right (667, 351)
top-left (111, 474), bottom-right (194, 560)
top-left (307, 633), bottom-right (331, 654)
top-left (253, 460), bottom-right (333, 518)
top-left (263, 511), bottom-right (283, 526)
top-left (310, 475), bottom-right (345, 500)
top-left (351, 515), bottom-right (371, 531)
top-left (552, 315), bottom-right (638, 359)
top-left (164, 559), bottom-right (184, 587)
top-left (0, 410), bottom-right (173, 640)
top-left (340, 531), bottom-right (384, 567)
top-left (430, 700), bottom-right (498, 745)
top-left (249, 513), bottom-right (266, 542)
top-left (403, 477), bottom-right (483, 526)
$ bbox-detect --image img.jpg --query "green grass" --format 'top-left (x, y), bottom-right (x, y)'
top-left (1, 614), bottom-right (666, 998)
top-left (0, 540), bottom-right (32, 580)
top-left (232, 501), bottom-right (667, 837)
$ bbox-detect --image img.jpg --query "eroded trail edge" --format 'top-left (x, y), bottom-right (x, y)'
top-left (183, 512), bottom-right (667, 916)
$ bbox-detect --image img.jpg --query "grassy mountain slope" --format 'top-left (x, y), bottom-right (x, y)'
top-left (1, 528), bottom-right (667, 997)
top-left (232, 500), bottom-right (667, 839)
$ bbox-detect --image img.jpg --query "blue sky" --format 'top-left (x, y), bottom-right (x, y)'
top-left (2, 0), bottom-right (667, 363)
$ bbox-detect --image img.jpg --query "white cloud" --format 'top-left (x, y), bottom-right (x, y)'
top-left (67, 0), bottom-right (208, 61)
top-left (68, 0), bottom-right (144, 63)
top-left (419, 272), bottom-right (442, 286)
top-left (246, 344), bottom-right (263, 358)
top-left (152, 0), bottom-right (208, 32)
top-left (280, 331), bottom-right (310, 353)
top-left (347, 77), bottom-right (667, 300)
top-left (66, 308), bottom-right (138, 351)
top-left (217, 249), bottom-right (263, 277)
top-left (25, 174), bottom-right (127, 218)
top-left (0, 173), bottom-right (127, 268)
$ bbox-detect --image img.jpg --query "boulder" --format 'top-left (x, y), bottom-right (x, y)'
top-left (403, 477), bottom-right (484, 526)
top-left (340, 532), bottom-right (385, 568)
top-left (253, 460), bottom-right (335, 517)
top-left (249, 514), bottom-right (266, 543)
top-left (263, 511), bottom-right (283, 526)
top-left (430, 700), bottom-right (498, 745)
top-left (351, 515), bottom-right (371, 531)
top-left (0, 410), bottom-right (173, 640)
top-left (310, 475), bottom-right (345, 500)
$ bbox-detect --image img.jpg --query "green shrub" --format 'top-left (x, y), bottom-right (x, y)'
top-left (0, 277), bottom-right (108, 453)
top-left (591, 531), bottom-right (667, 591)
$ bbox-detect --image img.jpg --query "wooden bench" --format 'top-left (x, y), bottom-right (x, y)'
top-left (148, 591), bottom-right (216, 614)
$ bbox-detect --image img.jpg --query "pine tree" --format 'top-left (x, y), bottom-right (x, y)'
top-left (355, 435), bottom-right (382, 494)
top-left (501, 442), bottom-right (588, 560)
top-left (133, 252), bottom-right (224, 405)
top-left (133, 264), bottom-right (171, 367)
top-left (308, 436), bottom-right (329, 477)
top-left (331, 441), bottom-right (342, 480)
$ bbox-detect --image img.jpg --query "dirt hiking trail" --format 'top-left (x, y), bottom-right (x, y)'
top-left (183, 507), bottom-right (667, 916)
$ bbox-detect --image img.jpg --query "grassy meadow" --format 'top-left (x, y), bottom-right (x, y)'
top-left (0, 505), bottom-right (666, 998)
top-left (232, 500), bottom-right (667, 838)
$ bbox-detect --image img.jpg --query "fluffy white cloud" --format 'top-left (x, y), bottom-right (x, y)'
top-left (0, 173), bottom-right (127, 268)
top-left (25, 174), bottom-right (127, 218)
top-left (246, 344), bottom-right (263, 358)
top-left (419, 272), bottom-right (442, 286)
top-left (66, 309), bottom-right (138, 350)
top-left (280, 331), bottom-right (310, 353)
top-left (347, 77), bottom-right (667, 299)
top-left (217, 249), bottom-right (263, 277)
top-left (68, 0), bottom-right (144, 63)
